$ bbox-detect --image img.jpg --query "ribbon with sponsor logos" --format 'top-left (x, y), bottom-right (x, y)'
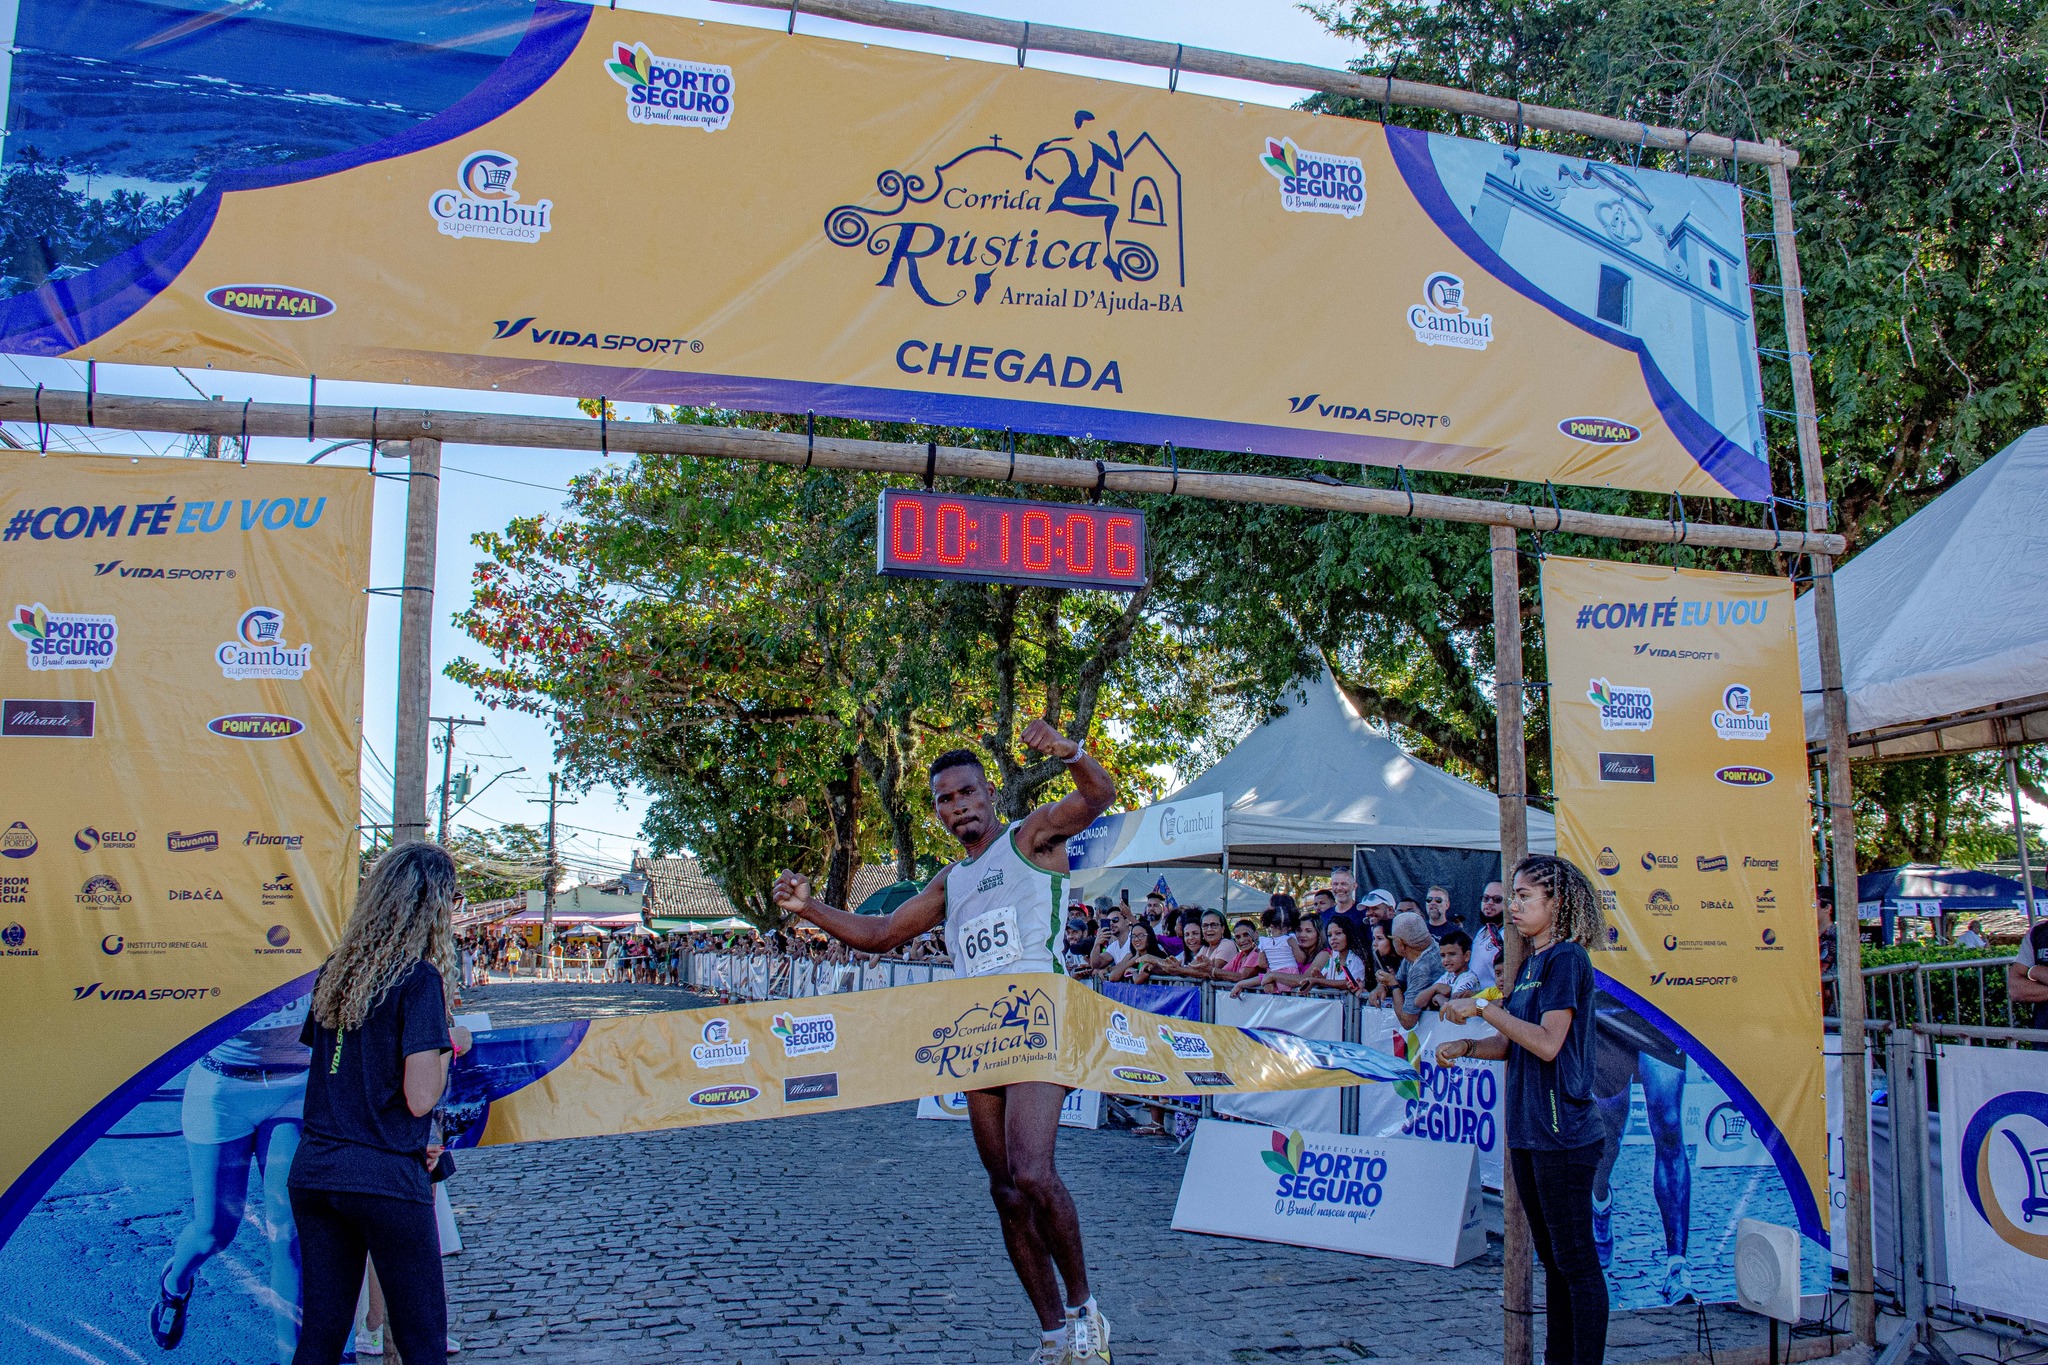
top-left (444, 974), bottom-right (1415, 1147)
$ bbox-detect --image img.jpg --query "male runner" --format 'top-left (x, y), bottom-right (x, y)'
top-left (772, 719), bottom-right (1114, 1364)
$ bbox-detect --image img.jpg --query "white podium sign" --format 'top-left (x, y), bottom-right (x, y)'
top-left (1171, 1119), bottom-right (1487, 1266)
top-left (916, 1089), bottom-right (1104, 1129)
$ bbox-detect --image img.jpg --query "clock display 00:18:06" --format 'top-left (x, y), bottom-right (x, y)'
top-left (875, 489), bottom-right (1147, 591)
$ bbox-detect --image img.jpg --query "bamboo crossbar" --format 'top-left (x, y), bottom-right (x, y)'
top-left (727, 0), bottom-right (1796, 169)
top-left (0, 386), bottom-right (1845, 555)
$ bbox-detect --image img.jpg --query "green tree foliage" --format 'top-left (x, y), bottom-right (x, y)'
top-left (446, 823), bottom-right (551, 904)
top-left (1853, 751), bottom-right (2046, 869)
top-left (0, 148), bottom-right (193, 295)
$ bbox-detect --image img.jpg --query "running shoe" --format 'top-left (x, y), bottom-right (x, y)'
top-left (354, 1325), bottom-right (385, 1356)
top-left (1028, 1336), bottom-right (1070, 1364)
top-left (1067, 1303), bottom-right (1112, 1363)
top-left (149, 1269), bottom-right (191, 1349)
top-left (1592, 1192), bottom-right (1613, 1268)
top-left (1660, 1254), bottom-right (1698, 1306)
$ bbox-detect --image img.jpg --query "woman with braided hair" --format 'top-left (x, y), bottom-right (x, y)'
top-left (1437, 854), bottom-right (1607, 1364)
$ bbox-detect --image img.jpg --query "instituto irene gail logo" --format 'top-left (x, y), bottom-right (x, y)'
top-left (429, 151), bottom-right (552, 243)
top-left (217, 607), bottom-right (312, 681)
top-left (770, 1011), bottom-right (837, 1059)
top-left (691, 1017), bottom-right (750, 1068)
top-left (11, 603), bottom-right (116, 671)
top-left (1958, 1089), bottom-right (2048, 1261)
top-left (1587, 678), bottom-right (1654, 732)
top-left (1106, 1009), bottom-right (1149, 1055)
top-left (1258, 136), bottom-right (1364, 218)
top-left (604, 42), bottom-right (734, 130)
top-left (1711, 684), bottom-right (1772, 741)
top-left (1409, 272), bottom-right (1494, 351)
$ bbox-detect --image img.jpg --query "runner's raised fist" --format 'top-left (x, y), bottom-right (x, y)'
top-left (1021, 718), bottom-right (1078, 761)
top-left (771, 870), bottom-right (811, 912)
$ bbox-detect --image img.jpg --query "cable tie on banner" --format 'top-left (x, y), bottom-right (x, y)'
top-left (1632, 124), bottom-right (1647, 167)
top-left (1091, 459), bottom-right (1106, 504)
top-left (1682, 130), bottom-right (1695, 177)
top-left (1512, 99), bottom-right (1524, 149)
top-left (307, 374), bottom-right (316, 441)
top-left (1017, 20), bottom-right (1029, 67)
top-left (599, 398), bottom-right (608, 457)
top-left (923, 440), bottom-right (937, 490)
top-left (1768, 496), bottom-right (1784, 553)
top-left (803, 410), bottom-right (815, 470)
top-left (33, 383), bottom-right (47, 454)
top-left (1168, 43), bottom-right (1182, 93)
top-left (1380, 57), bottom-right (1400, 125)
top-left (1004, 428), bottom-right (1016, 482)
top-left (1544, 479), bottom-right (1563, 532)
top-left (1397, 465), bottom-right (1415, 517)
top-left (239, 399), bottom-right (251, 466)
top-left (85, 359), bottom-right (96, 427)
top-left (1669, 492), bottom-right (1688, 565)
top-left (786, 0), bottom-right (798, 34)
top-left (369, 407), bottom-right (380, 473)
top-left (1727, 141), bottom-right (1740, 182)
top-left (1167, 441), bottom-right (1178, 496)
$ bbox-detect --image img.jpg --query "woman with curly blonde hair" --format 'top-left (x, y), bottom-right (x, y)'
top-left (1436, 853), bottom-right (1607, 1364)
top-left (287, 842), bottom-right (469, 1365)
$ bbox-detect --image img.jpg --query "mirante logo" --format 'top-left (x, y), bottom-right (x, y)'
top-left (824, 109), bottom-right (1184, 309)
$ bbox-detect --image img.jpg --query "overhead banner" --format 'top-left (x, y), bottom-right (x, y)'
top-left (1938, 1043), bottom-right (2048, 1321)
top-left (1541, 555), bottom-right (1827, 1309)
top-left (1066, 792), bottom-right (1224, 870)
top-left (3, 0), bottom-right (1767, 499)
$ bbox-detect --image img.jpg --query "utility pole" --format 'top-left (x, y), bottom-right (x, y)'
top-left (392, 435), bottom-right (441, 843)
top-left (528, 774), bottom-right (576, 962)
top-left (431, 715), bottom-right (484, 845)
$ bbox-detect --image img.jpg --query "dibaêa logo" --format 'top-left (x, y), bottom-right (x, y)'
top-left (604, 42), bottom-right (733, 130)
top-left (1409, 272), bottom-right (1494, 351)
top-left (429, 151), bottom-right (553, 243)
top-left (690, 1017), bottom-right (749, 1068)
top-left (1711, 684), bottom-right (1771, 741)
top-left (1259, 136), bottom-right (1364, 218)
top-left (1588, 677), bottom-right (1654, 731)
top-left (770, 1011), bottom-right (837, 1058)
top-left (1958, 1089), bottom-right (2048, 1260)
top-left (825, 109), bottom-right (1184, 309)
top-left (915, 984), bottom-right (1055, 1080)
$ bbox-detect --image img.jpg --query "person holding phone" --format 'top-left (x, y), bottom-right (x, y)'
top-left (1435, 854), bottom-right (1606, 1365)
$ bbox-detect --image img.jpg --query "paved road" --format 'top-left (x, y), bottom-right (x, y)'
top-left (442, 979), bottom-right (1767, 1363)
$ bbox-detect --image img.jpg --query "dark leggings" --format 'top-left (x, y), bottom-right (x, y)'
top-left (288, 1186), bottom-right (445, 1365)
top-left (1511, 1143), bottom-right (1609, 1365)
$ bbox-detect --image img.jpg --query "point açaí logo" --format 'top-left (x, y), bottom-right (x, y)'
top-left (216, 607), bottom-right (312, 681)
top-left (916, 984), bottom-right (1055, 1080)
top-left (691, 1017), bottom-right (750, 1068)
top-left (604, 42), bottom-right (733, 130)
top-left (1409, 272), bottom-right (1494, 351)
top-left (1711, 683), bottom-right (1772, 741)
top-left (1258, 136), bottom-right (1364, 219)
top-left (1587, 677), bottom-right (1654, 731)
top-left (1260, 1129), bottom-right (1387, 1211)
top-left (429, 151), bottom-right (553, 244)
top-left (1957, 1089), bottom-right (2048, 1261)
top-left (11, 603), bottom-right (115, 672)
top-left (770, 1011), bottom-right (837, 1058)
top-left (825, 108), bottom-right (1184, 310)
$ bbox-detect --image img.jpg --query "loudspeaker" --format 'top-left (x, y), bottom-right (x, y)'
top-left (1733, 1217), bottom-right (1802, 1323)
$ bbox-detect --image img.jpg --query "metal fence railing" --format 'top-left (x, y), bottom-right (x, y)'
top-left (1861, 955), bottom-right (2021, 1030)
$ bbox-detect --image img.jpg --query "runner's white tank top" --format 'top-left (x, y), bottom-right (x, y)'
top-left (942, 825), bottom-right (1066, 977)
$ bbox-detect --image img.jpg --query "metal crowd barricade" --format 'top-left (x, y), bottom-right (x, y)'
top-left (1862, 955), bottom-right (2020, 1030)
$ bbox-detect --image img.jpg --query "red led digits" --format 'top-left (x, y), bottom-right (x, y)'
top-left (1106, 517), bottom-right (1138, 578)
top-left (877, 489), bottom-right (1145, 592)
top-left (1063, 513), bottom-right (1094, 575)
top-left (936, 501), bottom-right (969, 565)
top-left (891, 496), bottom-right (924, 560)
top-left (1021, 509), bottom-right (1053, 572)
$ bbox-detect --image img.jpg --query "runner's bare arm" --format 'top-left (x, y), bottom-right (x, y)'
top-left (1014, 718), bottom-right (1116, 863)
top-left (772, 870), bottom-right (947, 954)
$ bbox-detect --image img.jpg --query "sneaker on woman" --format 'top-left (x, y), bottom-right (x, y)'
top-left (1067, 1301), bottom-right (1111, 1363)
top-left (1028, 1335), bottom-right (1070, 1364)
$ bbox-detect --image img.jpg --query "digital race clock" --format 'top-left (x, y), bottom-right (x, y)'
top-left (875, 489), bottom-right (1147, 591)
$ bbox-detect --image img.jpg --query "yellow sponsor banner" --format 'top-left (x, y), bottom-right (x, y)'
top-left (3, 5), bottom-right (1769, 498)
top-left (0, 453), bottom-right (369, 1209)
top-left (1539, 555), bottom-right (1826, 1241)
top-left (454, 975), bottom-right (1414, 1148)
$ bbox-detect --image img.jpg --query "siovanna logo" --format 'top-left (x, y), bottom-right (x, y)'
top-left (429, 151), bottom-right (552, 243)
top-left (1157, 1023), bottom-right (1213, 1061)
top-left (690, 1017), bottom-right (750, 1068)
top-left (0, 821), bottom-right (37, 858)
top-left (1105, 1009), bottom-right (1149, 1055)
top-left (770, 1011), bottom-right (838, 1059)
top-left (217, 607), bottom-right (312, 681)
top-left (1409, 272), bottom-right (1493, 351)
top-left (687, 1084), bottom-right (758, 1108)
top-left (1956, 1090), bottom-right (2048, 1261)
top-left (1258, 136), bottom-right (1364, 218)
top-left (1596, 847), bottom-right (1621, 875)
top-left (1587, 677), bottom-right (1654, 731)
top-left (916, 984), bottom-right (1056, 1080)
top-left (10, 603), bottom-right (116, 672)
top-left (1558, 416), bottom-right (1642, 445)
top-left (1697, 854), bottom-right (1729, 873)
top-left (204, 284), bottom-right (334, 320)
top-left (1716, 765), bottom-right (1775, 787)
top-left (1711, 684), bottom-right (1772, 741)
top-left (603, 42), bottom-right (733, 130)
top-left (76, 874), bottom-right (132, 909)
top-left (1261, 1129), bottom-right (1387, 1212)
top-left (167, 830), bottom-right (219, 853)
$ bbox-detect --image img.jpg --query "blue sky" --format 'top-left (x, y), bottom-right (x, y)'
top-left (0, 1), bottom-right (1366, 881)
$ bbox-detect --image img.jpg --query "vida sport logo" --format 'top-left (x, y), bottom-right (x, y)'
top-left (11, 603), bottom-right (115, 672)
top-left (1588, 678), bottom-right (1654, 732)
top-left (604, 42), bottom-right (733, 130)
top-left (1261, 1129), bottom-right (1387, 1217)
top-left (430, 151), bottom-right (552, 243)
top-left (1259, 137), bottom-right (1364, 218)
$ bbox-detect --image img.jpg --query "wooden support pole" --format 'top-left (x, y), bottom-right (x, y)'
top-left (734, 0), bottom-right (1793, 168)
top-left (391, 436), bottom-right (440, 844)
top-left (1767, 140), bottom-right (1876, 1347)
top-left (1490, 523), bottom-right (1534, 1365)
top-left (0, 388), bottom-right (1846, 558)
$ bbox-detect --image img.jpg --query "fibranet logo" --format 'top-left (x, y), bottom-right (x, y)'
top-left (246, 831), bottom-right (305, 849)
top-left (604, 42), bottom-right (733, 130)
top-left (1743, 856), bottom-right (1781, 871)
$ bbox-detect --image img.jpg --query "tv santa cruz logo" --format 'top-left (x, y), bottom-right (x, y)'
top-left (604, 42), bottom-right (733, 130)
top-left (1409, 273), bottom-right (1495, 351)
top-left (770, 1011), bottom-right (837, 1059)
top-left (690, 1017), bottom-right (750, 1068)
top-left (1259, 136), bottom-right (1364, 218)
top-left (429, 152), bottom-right (553, 243)
top-left (1956, 1089), bottom-right (2048, 1262)
top-left (1588, 678), bottom-right (1654, 731)
top-left (11, 603), bottom-right (115, 672)
top-left (1711, 684), bottom-right (1772, 741)
top-left (217, 607), bottom-right (312, 681)
top-left (1106, 1010), bottom-right (1149, 1055)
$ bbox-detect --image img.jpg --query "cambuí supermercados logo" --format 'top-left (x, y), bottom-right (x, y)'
top-left (603, 41), bottom-right (733, 130)
top-left (916, 984), bottom-right (1055, 1081)
top-left (429, 151), bottom-right (552, 243)
top-left (824, 108), bottom-right (1184, 324)
top-left (1957, 1090), bottom-right (2048, 1260)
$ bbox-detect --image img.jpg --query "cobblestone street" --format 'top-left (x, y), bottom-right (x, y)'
top-left (440, 979), bottom-right (1791, 1363)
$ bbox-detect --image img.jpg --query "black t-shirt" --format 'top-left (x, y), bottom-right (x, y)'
top-left (290, 959), bottom-right (451, 1203)
top-left (2021, 921), bottom-right (2048, 1031)
top-left (1504, 940), bottom-right (1599, 1151)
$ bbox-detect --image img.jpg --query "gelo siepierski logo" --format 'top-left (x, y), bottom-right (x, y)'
top-left (690, 1017), bottom-right (750, 1068)
top-left (1711, 684), bottom-right (1772, 741)
top-left (770, 1011), bottom-right (837, 1059)
top-left (1957, 1089), bottom-right (2048, 1261)
top-left (1158, 1023), bottom-right (1212, 1061)
top-left (1106, 1009), bottom-right (1149, 1055)
top-left (217, 607), bottom-right (311, 681)
top-left (604, 42), bottom-right (733, 130)
top-left (429, 152), bottom-right (552, 243)
top-left (1258, 136), bottom-right (1364, 218)
top-left (1587, 678), bottom-right (1654, 731)
top-left (1409, 272), bottom-right (1494, 351)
